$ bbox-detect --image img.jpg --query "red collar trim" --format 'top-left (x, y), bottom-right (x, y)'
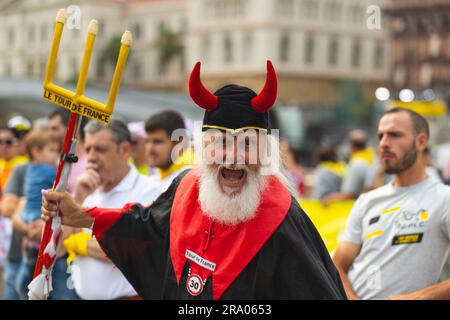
top-left (170, 168), bottom-right (291, 300)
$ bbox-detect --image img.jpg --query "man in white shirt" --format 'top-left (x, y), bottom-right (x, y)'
top-left (68, 119), bottom-right (160, 300)
top-left (333, 107), bottom-right (450, 300)
top-left (144, 111), bottom-right (192, 193)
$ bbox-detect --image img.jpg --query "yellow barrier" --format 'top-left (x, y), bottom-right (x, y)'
top-left (299, 199), bottom-right (355, 254)
top-left (392, 100), bottom-right (447, 118)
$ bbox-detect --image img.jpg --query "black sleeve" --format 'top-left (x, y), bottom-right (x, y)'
top-left (93, 170), bottom-right (189, 298)
top-left (274, 197), bottom-right (348, 300)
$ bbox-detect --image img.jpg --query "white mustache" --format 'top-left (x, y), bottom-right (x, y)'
top-left (218, 163), bottom-right (250, 172)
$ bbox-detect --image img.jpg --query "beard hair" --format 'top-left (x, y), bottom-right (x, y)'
top-left (198, 164), bottom-right (267, 226)
top-left (384, 141), bottom-right (418, 174)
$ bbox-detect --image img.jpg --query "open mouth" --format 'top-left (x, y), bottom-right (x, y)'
top-left (221, 167), bottom-right (245, 180)
top-left (219, 166), bottom-right (247, 190)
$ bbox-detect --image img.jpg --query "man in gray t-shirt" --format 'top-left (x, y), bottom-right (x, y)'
top-left (322, 129), bottom-right (372, 204)
top-left (333, 108), bottom-right (450, 300)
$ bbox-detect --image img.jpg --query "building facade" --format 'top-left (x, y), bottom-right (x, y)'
top-left (385, 0), bottom-right (450, 96)
top-left (186, 0), bottom-right (390, 107)
top-left (1, 0), bottom-right (389, 97)
top-left (0, 0), bottom-right (392, 162)
top-left (0, 0), bottom-right (186, 88)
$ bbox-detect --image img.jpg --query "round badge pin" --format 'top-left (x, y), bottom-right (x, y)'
top-left (186, 274), bottom-right (204, 296)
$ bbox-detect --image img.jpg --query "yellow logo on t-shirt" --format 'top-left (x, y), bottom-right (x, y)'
top-left (392, 233), bottom-right (423, 245)
top-left (420, 211), bottom-right (429, 221)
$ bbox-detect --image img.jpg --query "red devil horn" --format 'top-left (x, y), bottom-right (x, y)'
top-left (250, 60), bottom-right (278, 113)
top-left (189, 62), bottom-right (218, 111)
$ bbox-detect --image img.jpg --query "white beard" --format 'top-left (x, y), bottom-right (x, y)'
top-left (198, 164), bottom-right (267, 226)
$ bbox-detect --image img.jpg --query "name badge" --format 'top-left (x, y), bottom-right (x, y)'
top-left (185, 249), bottom-right (216, 272)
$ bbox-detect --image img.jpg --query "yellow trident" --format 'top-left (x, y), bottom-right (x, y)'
top-left (29, 9), bottom-right (132, 299)
top-left (43, 8), bottom-right (132, 123)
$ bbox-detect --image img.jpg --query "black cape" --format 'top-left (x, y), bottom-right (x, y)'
top-left (91, 170), bottom-right (347, 300)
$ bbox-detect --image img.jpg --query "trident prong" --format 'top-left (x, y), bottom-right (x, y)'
top-left (75, 19), bottom-right (98, 98)
top-left (43, 8), bottom-right (132, 123)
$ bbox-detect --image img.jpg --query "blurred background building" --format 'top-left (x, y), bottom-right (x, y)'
top-left (187, 0), bottom-right (390, 159)
top-left (1, 0), bottom-right (450, 167)
top-left (384, 0), bottom-right (450, 169)
top-left (386, 0), bottom-right (450, 98)
top-left (0, 0), bottom-right (186, 87)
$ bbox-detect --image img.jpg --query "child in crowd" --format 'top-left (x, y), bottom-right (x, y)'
top-left (16, 130), bottom-right (59, 299)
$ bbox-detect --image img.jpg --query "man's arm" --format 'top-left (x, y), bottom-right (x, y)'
top-left (333, 242), bottom-right (362, 300)
top-left (63, 229), bottom-right (112, 262)
top-left (321, 192), bottom-right (356, 205)
top-left (1, 193), bottom-right (20, 218)
top-left (86, 239), bottom-right (111, 261)
top-left (326, 162), bottom-right (368, 204)
top-left (73, 168), bottom-right (101, 204)
top-left (41, 169), bottom-right (187, 231)
top-left (2, 164), bottom-right (27, 217)
top-left (61, 167), bottom-right (100, 257)
top-left (389, 279), bottom-right (450, 300)
top-left (12, 197), bottom-right (28, 235)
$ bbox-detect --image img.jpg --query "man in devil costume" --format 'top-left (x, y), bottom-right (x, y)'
top-left (41, 61), bottom-right (347, 300)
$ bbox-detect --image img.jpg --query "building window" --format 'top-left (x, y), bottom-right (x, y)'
top-left (71, 57), bottom-right (79, 78)
top-left (97, 20), bottom-right (105, 38)
top-left (304, 34), bottom-right (315, 65)
top-left (8, 28), bottom-right (14, 45)
top-left (28, 25), bottom-right (34, 43)
top-left (276, 0), bottom-right (294, 17)
top-left (40, 59), bottom-right (46, 78)
top-left (279, 32), bottom-right (290, 63)
top-left (350, 5), bottom-right (364, 25)
top-left (224, 35), bottom-right (233, 63)
top-left (328, 36), bottom-right (339, 66)
top-left (26, 60), bottom-right (34, 77)
top-left (243, 33), bottom-right (253, 62)
top-left (157, 60), bottom-right (165, 76)
top-left (417, 16), bottom-right (431, 36)
top-left (393, 66), bottom-right (406, 87)
top-left (373, 41), bottom-right (384, 69)
top-left (97, 58), bottom-right (105, 78)
top-left (213, 0), bottom-right (245, 18)
top-left (133, 60), bottom-right (141, 80)
top-left (179, 18), bottom-right (187, 35)
top-left (41, 23), bottom-right (48, 42)
top-left (391, 16), bottom-right (407, 36)
top-left (351, 39), bottom-right (362, 68)
top-left (134, 23), bottom-right (142, 40)
top-left (5, 62), bottom-right (12, 77)
top-left (324, 2), bottom-right (341, 23)
top-left (158, 21), bottom-right (165, 34)
top-left (301, 0), bottom-right (319, 20)
top-left (201, 36), bottom-right (211, 63)
top-left (236, 0), bottom-right (245, 16)
top-left (205, 1), bottom-right (214, 19)
top-left (442, 14), bottom-right (450, 33)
